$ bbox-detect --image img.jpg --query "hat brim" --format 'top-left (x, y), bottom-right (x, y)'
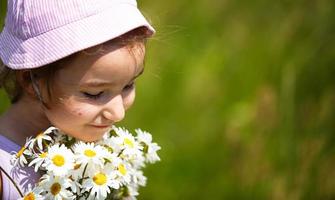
top-left (0, 3), bottom-right (154, 69)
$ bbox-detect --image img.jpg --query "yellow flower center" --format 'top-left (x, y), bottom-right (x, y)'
top-left (118, 164), bottom-right (127, 175)
top-left (50, 182), bottom-right (61, 195)
top-left (23, 192), bottom-right (35, 200)
top-left (74, 163), bottom-right (81, 170)
top-left (36, 132), bottom-right (44, 138)
top-left (84, 149), bottom-right (96, 157)
top-left (93, 173), bottom-right (107, 185)
top-left (124, 138), bottom-right (134, 148)
top-left (17, 146), bottom-right (26, 157)
top-left (52, 155), bottom-right (65, 167)
top-left (40, 152), bottom-right (47, 158)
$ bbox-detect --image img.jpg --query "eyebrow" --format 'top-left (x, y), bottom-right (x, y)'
top-left (82, 67), bottom-right (144, 88)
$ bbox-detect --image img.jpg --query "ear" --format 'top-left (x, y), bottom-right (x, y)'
top-left (15, 70), bottom-right (36, 97)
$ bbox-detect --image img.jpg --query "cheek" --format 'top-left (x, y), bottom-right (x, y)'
top-left (46, 99), bottom-right (97, 123)
top-left (123, 90), bottom-right (136, 110)
top-left (65, 107), bottom-right (85, 118)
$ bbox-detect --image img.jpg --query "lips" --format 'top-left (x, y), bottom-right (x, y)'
top-left (90, 124), bottom-right (110, 129)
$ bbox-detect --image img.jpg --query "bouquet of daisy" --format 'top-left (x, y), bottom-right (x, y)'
top-left (11, 126), bottom-right (161, 200)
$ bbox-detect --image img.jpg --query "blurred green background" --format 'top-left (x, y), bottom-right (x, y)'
top-left (1, 0), bottom-right (335, 199)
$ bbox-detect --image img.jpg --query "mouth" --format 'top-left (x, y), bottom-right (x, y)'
top-left (90, 124), bottom-right (111, 129)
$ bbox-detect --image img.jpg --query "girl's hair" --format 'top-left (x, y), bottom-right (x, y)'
top-left (0, 26), bottom-right (151, 104)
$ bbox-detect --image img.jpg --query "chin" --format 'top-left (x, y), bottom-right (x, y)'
top-left (61, 126), bottom-right (109, 142)
top-left (80, 137), bottom-right (101, 142)
top-left (79, 130), bottom-right (106, 142)
top-left (75, 135), bottom-right (103, 142)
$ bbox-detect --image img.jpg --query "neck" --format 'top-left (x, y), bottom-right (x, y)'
top-left (0, 96), bottom-right (51, 146)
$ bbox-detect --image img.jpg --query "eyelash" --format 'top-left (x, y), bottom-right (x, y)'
top-left (83, 91), bottom-right (103, 100)
top-left (82, 82), bottom-right (135, 100)
top-left (124, 82), bottom-right (135, 91)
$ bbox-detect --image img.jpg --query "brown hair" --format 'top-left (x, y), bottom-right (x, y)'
top-left (0, 26), bottom-right (151, 104)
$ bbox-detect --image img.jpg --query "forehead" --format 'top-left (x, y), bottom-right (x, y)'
top-left (56, 44), bottom-right (145, 85)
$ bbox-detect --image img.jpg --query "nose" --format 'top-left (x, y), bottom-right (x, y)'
top-left (102, 94), bottom-right (125, 123)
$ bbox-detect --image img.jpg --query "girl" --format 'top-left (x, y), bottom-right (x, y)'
top-left (0, 0), bottom-right (155, 199)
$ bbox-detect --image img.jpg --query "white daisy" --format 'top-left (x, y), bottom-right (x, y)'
top-left (19, 191), bottom-right (44, 200)
top-left (124, 185), bottom-right (140, 200)
top-left (39, 174), bottom-right (75, 200)
top-left (11, 125), bottom-right (161, 199)
top-left (130, 169), bottom-right (147, 187)
top-left (53, 132), bottom-right (66, 144)
top-left (73, 142), bottom-right (109, 169)
top-left (11, 144), bottom-right (32, 167)
top-left (53, 129), bottom-right (75, 145)
top-left (68, 162), bottom-right (85, 182)
top-left (125, 152), bottom-right (145, 169)
top-left (113, 127), bottom-right (143, 157)
top-left (67, 176), bottom-right (81, 196)
top-left (113, 185), bottom-right (138, 200)
top-left (82, 164), bottom-right (120, 199)
top-left (28, 127), bottom-right (55, 150)
top-left (28, 151), bottom-right (48, 172)
top-left (115, 159), bottom-right (131, 185)
top-left (101, 127), bottom-right (113, 140)
top-left (45, 144), bottom-right (74, 176)
top-left (97, 137), bottom-right (122, 155)
top-left (135, 129), bottom-right (161, 163)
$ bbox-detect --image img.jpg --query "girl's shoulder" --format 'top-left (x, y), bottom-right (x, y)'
top-left (0, 134), bottom-right (20, 169)
top-left (0, 134), bottom-right (39, 199)
top-left (0, 134), bottom-right (20, 153)
top-left (0, 134), bottom-right (19, 170)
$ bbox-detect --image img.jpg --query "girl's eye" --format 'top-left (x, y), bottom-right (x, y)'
top-left (123, 82), bottom-right (135, 91)
top-left (82, 91), bottom-right (104, 99)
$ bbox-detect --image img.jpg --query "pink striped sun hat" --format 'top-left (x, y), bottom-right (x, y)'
top-left (0, 0), bottom-right (155, 69)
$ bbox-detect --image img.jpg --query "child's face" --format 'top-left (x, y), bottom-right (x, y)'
top-left (43, 43), bottom-right (145, 142)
